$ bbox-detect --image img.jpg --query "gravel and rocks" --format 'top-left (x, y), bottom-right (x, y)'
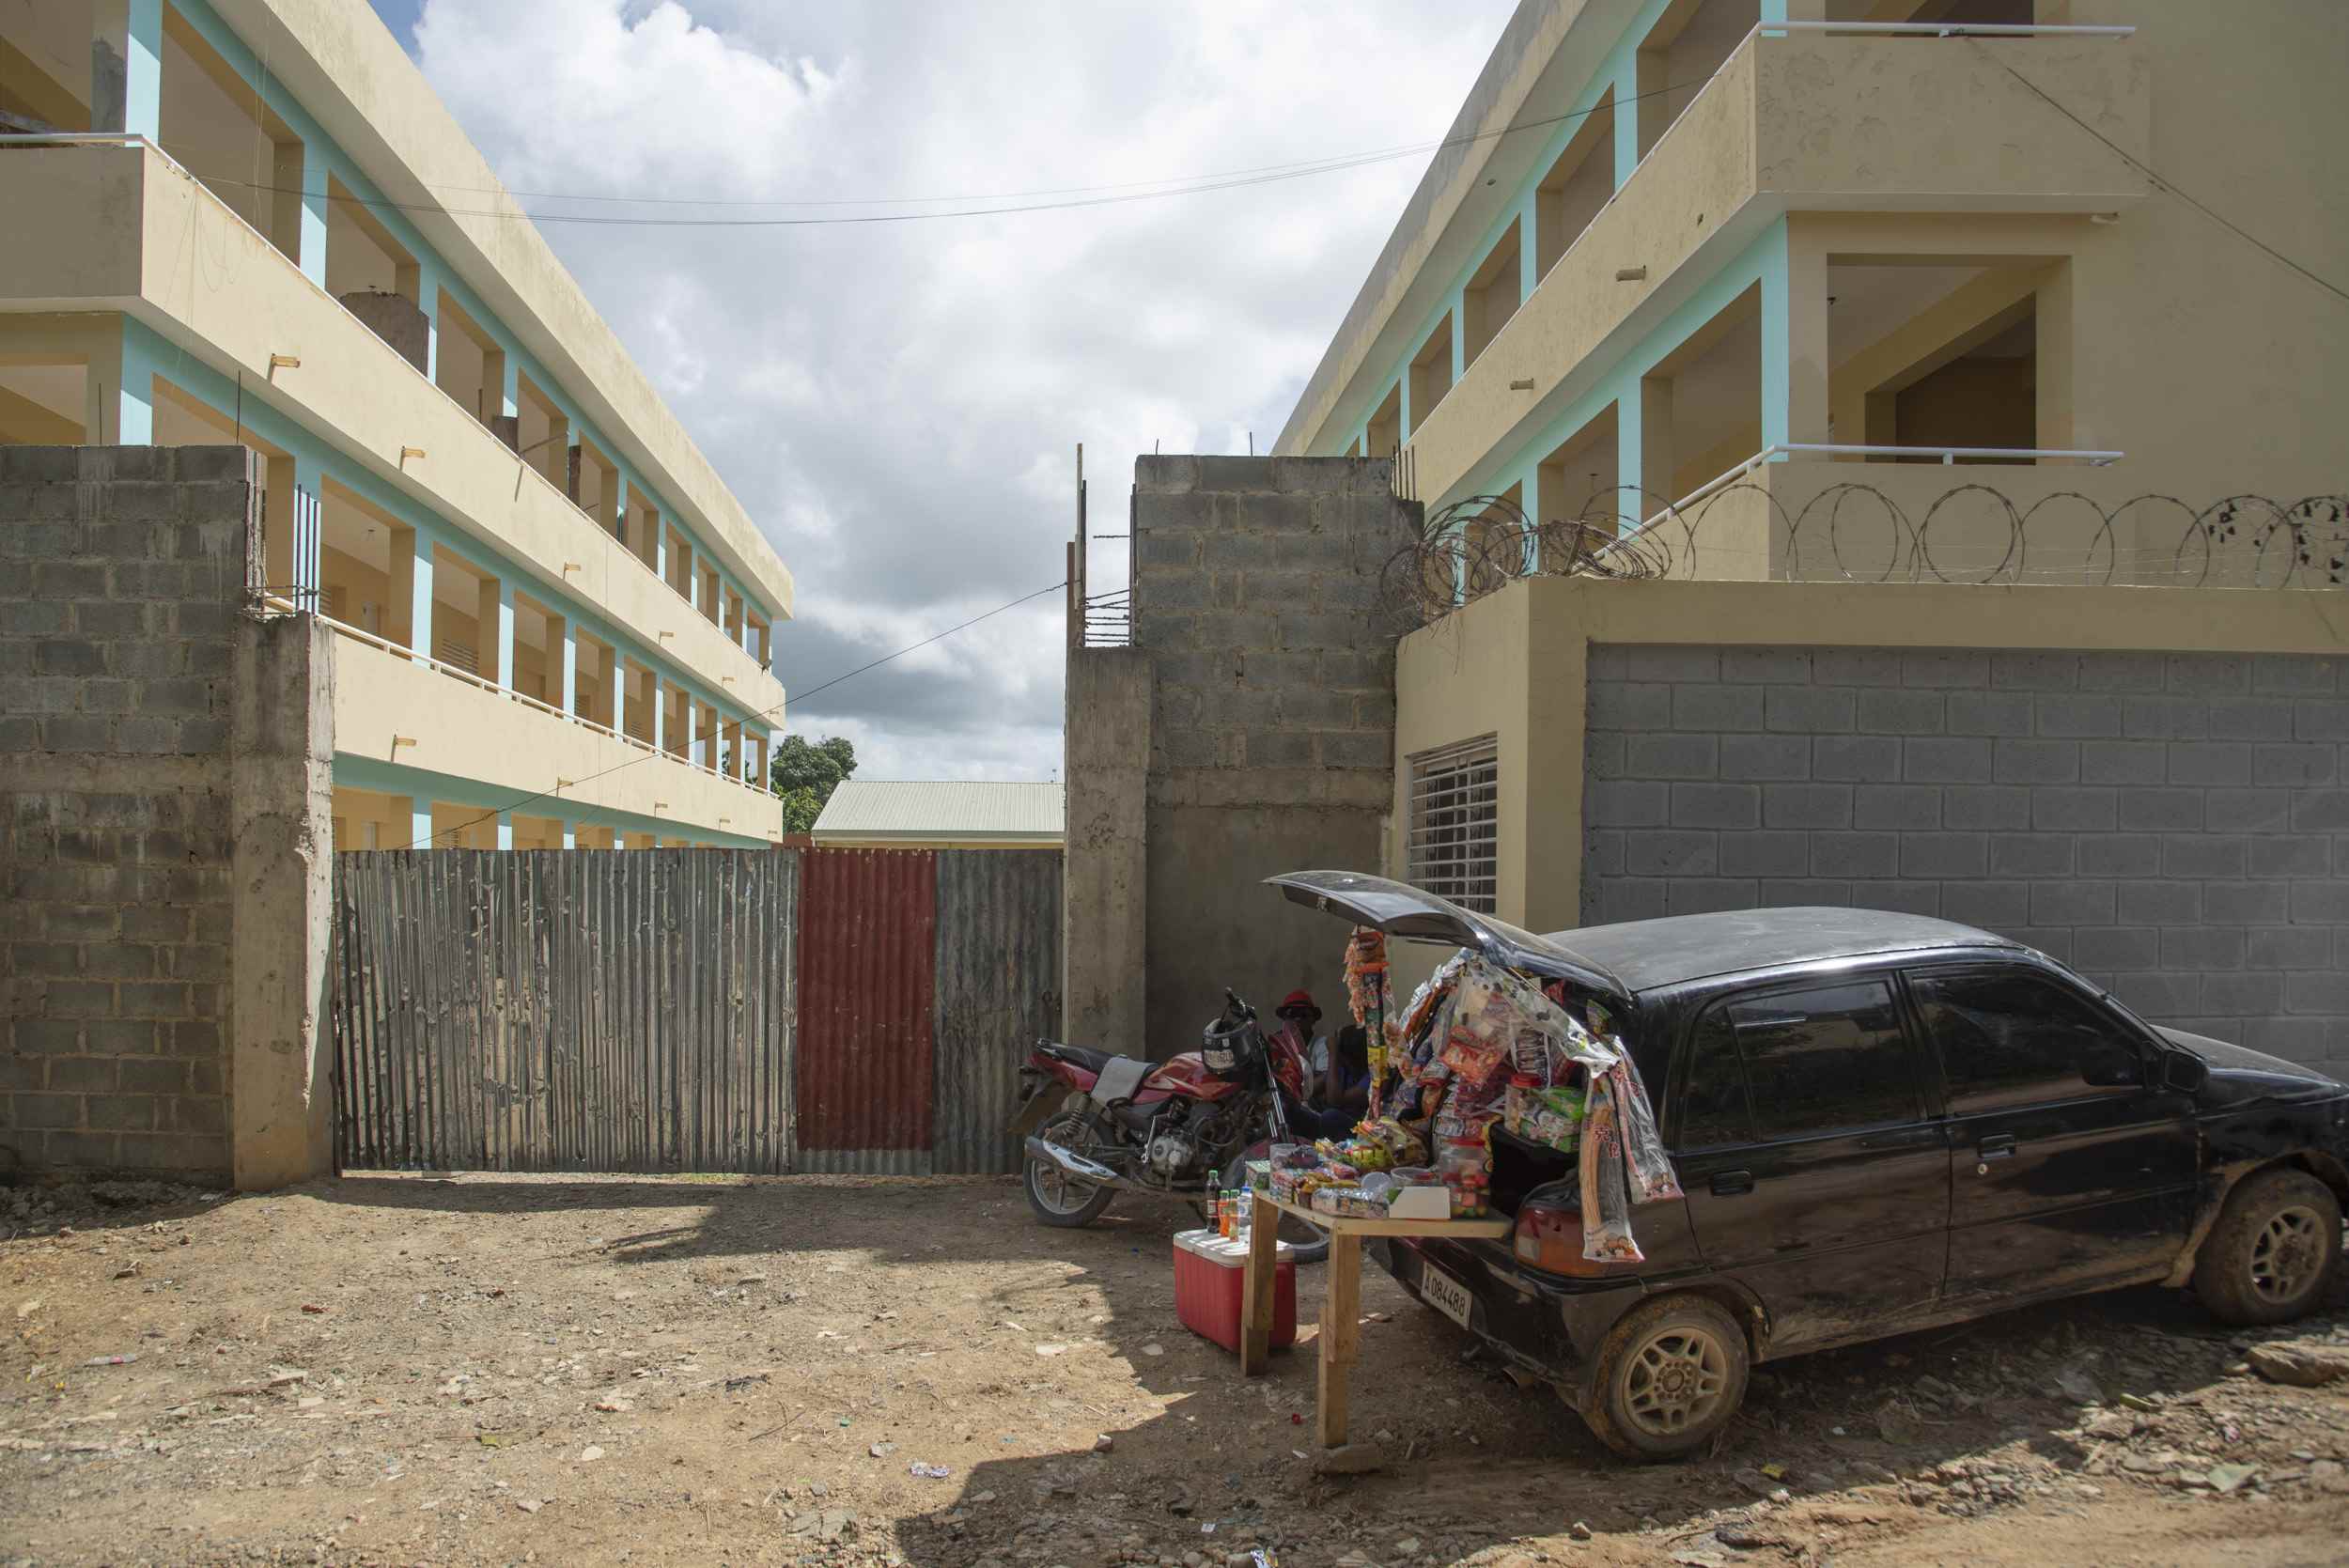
top-left (4, 1172), bottom-right (2347, 1566)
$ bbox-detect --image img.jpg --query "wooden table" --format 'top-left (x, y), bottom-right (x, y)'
top-left (1238, 1191), bottom-right (1511, 1466)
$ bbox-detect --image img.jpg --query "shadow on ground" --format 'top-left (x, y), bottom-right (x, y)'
top-left (316, 1172), bottom-right (2326, 1566)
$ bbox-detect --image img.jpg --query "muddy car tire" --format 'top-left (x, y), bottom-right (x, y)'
top-left (1580, 1295), bottom-right (1750, 1462)
top-left (1024, 1112), bottom-right (1118, 1228)
top-left (2193, 1167), bottom-right (2341, 1327)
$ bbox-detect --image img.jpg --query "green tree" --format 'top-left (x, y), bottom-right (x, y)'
top-left (770, 734), bottom-right (857, 834)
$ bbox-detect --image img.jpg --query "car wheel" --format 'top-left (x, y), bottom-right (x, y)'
top-left (2193, 1167), bottom-right (2342, 1327)
top-left (1023, 1111), bottom-right (1117, 1229)
top-left (1581, 1295), bottom-right (1750, 1462)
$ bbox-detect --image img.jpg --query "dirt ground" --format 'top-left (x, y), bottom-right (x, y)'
top-left (5, 1173), bottom-right (2349, 1568)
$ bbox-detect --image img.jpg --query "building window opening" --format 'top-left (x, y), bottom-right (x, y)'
top-left (1535, 86), bottom-right (1613, 280)
top-left (1635, 0), bottom-right (1758, 162)
top-left (1, 3), bottom-right (95, 132)
top-left (1536, 402), bottom-right (1622, 551)
top-left (160, 8), bottom-right (305, 261)
top-left (1366, 381), bottom-right (1403, 461)
top-left (0, 361), bottom-right (90, 444)
top-left (1638, 282), bottom-right (1762, 510)
top-left (515, 372), bottom-right (569, 490)
top-left (1408, 312), bottom-right (1454, 436)
top-left (1462, 223), bottom-right (1523, 366)
top-left (1408, 735), bottom-right (1500, 914)
top-left (1826, 259), bottom-right (2047, 463)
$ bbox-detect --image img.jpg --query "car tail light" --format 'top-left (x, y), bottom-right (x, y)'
top-left (1513, 1194), bottom-right (1637, 1279)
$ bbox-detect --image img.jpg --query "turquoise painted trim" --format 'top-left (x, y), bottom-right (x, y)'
top-left (118, 313), bottom-right (765, 748)
top-left (1321, 0), bottom-right (1676, 455)
top-left (122, 0), bottom-right (164, 143)
top-left (1446, 218), bottom-right (1788, 515)
top-left (333, 753), bottom-right (771, 847)
top-left (1758, 220), bottom-right (1793, 449)
top-left (162, 0), bottom-right (775, 630)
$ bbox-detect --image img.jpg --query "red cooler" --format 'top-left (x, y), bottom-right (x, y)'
top-left (1174, 1226), bottom-right (1297, 1354)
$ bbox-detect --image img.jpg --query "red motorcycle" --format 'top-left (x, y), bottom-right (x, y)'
top-left (1010, 989), bottom-right (1330, 1262)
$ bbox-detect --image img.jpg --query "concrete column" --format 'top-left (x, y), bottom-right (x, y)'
top-left (1637, 376), bottom-right (1674, 514)
top-left (1449, 296), bottom-right (1467, 385)
top-left (408, 798), bottom-right (434, 847)
top-left (1063, 648), bottom-right (1151, 1049)
top-left (399, 264), bottom-right (439, 384)
top-left (1396, 374), bottom-right (1411, 443)
top-left (1611, 64), bottom-right (1641, 187)
top-left (385, 526), bottom-right (432, 657)
top-left (650, 671), bottom-right (664, 753)
top-left (229, 614), bottom-right (335, 1190)
top-left (91, 0), bottom-right (163, 141)
top-left (559, 619), bottom-right (578, 714)
top-left (494, 577), bottom-right (515, 688)
top-left (1761, 222), bottom-right (1825, 450)
top-left (111, 324), bottom-right (157, 445)
top-left (559, 818), bottom-right (576, 848)
top-left (494, 812), bottom-right (513, 850)
top-left (499, 354), bottom-right (519, 421)
top-left (1517, 200), bottom-right (1539, 303)
top-left (262, 455), bottom-right (298, 591)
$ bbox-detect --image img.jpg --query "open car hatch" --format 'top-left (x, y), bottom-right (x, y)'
top-left (1264, 870), bottom-right (1633, 1003)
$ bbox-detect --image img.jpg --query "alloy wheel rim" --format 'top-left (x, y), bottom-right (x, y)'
top-left (2250, 1204), bottom-right (2325, 1302)
top-left (1031, 1121), bottom-right (1101, 1215)
top-left (1622, 1325), bottom-right (1731, 1438)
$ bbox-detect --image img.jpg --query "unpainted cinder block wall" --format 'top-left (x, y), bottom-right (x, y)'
top-left (1125, 456), bottom-right (1419, 1054)
top-left (0, 446), bottom-right (334, 1186)
top-left (1582, 644), bottom-right (2349, 1071)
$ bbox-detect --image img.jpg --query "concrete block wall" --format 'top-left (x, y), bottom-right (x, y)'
top-left (1, 446), bottom-right (261, 1182)
top-left (1582, 644), bottom-right (2349, 1070)
top-left (1111, 455), bottom-right (1419, 1052)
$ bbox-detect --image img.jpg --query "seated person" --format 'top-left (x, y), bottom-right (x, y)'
top-left (1320, 1024), bottom-right (1372, 1117)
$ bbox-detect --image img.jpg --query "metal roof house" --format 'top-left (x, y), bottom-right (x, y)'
top-left (810, 782), bottom-right (1065, 850)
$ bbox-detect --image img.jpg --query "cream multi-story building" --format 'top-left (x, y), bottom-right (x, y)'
top-left (1, 0), bottom-right (792, 850)
top-left (1278, 0), bottom-right (2347, 579)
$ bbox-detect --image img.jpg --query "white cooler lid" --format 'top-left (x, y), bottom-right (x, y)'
top-left (1174, 1227), bottom-right (1294, 1265)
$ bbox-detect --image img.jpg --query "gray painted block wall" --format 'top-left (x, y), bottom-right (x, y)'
top-left (1, 445), bottom-right (258, 1180)
top-left (1582, 645), bottom-right (2349, 1072)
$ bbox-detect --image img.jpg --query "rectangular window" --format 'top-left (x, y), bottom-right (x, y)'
top-left (1407, 735), bottom-right (1498, 912)
top-left (1721, 979), bottom-right (1921, 1141)
top-left (1910, 966), bottom-right (2143, 1114)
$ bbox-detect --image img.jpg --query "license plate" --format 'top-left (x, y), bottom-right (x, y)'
top-left (1418, 1262), bottom-right (1474, 1329)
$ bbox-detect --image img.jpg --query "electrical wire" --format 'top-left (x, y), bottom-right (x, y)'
top-left (1981, 45), bottom-right (2349, 309)
top-left (189, 76), bottom-right (1704, 229)
top-left (395, 578), bottom-right (1068, 851)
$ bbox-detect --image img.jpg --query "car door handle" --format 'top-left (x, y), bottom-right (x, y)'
top-left (1975, 1135), bottom-right (2016, 1173)
top-left (1710, 1170), bottom-right (1754, 1197)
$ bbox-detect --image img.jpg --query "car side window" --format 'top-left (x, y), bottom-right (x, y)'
top-left (1672, 1007), bottom-right (1754, 1151)
top-left (1724, 978), bottom-right (1921, 1141)
top-left (1910, 966), bottom-right (2144, 1114)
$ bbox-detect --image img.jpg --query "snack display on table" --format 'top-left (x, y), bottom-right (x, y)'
top-left (1310, 1186), bottom-right (1388, 1219)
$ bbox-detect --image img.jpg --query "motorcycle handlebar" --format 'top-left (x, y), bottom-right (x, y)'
top-left (1221, 987), bottom-right (1255, 1022)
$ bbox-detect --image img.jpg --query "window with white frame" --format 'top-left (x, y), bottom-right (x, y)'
top-left (1407, 735), bottom-right (1499, 912)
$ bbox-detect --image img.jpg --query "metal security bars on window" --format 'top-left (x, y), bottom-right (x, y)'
top-left (1408, 735), bottom-right (1499, 914)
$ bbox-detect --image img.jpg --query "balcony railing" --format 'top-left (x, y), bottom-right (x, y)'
top-left (267, 595), bottom-right (773, 797)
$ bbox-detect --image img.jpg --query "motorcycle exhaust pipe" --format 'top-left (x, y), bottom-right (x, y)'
top-left (1024, 1136), bottom-right (1127, 1189)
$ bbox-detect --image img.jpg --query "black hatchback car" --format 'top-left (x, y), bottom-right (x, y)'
top-left (1270, 873), bottom-right (2349, 1461)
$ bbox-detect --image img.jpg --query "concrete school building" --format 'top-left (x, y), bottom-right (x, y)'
top-left (1274, 0), bottom-right (2348, 570)
top-left (0, 0), bottom-right (795, 851)
top-left (1062, 4), bottom-right (2347, 1074)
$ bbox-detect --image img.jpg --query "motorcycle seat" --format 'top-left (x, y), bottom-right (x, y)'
top-left (1040, 1042), bottom-right (1114, 1075)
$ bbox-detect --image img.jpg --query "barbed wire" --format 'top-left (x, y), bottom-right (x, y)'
top-left (1373, 483), bottom-right (2349, 630)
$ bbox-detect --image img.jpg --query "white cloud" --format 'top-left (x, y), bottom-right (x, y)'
top-left (402, 0), bottom-right (1514, 779)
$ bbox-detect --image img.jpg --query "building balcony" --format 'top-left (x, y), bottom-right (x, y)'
top-left (1405, 23), bottom-right (2149, 507)
top-left (0, 139), bottom-right (785, 715)
top-left (330, 619), bottom-right (782, 844)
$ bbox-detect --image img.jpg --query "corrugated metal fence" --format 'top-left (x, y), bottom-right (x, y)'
top-left (331, 846), bottom-right (1061, 1175)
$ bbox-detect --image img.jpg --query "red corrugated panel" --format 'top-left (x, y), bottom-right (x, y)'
top-left (795, 847), bottom-right (938, 1151)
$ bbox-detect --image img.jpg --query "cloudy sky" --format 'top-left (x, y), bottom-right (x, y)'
top-left (366, 0), bottom-right (1514, 781)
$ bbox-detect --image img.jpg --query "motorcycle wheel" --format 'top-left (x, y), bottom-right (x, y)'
top-left (1024, 1110), bottom-right (1117, 1228)
top-left (1221, 1154), bottom-right (1330, 1265)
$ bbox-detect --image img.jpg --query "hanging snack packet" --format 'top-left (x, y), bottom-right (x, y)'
top-left (1605, 1047), bottom-right (1683, 1203)
top-left (1577, 1076), bottom-right (1641, 1263)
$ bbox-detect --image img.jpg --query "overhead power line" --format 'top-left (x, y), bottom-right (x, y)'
top-left (1980, 46), bottom-right (2349, 309)
top-left (395, 578), bottom-right (1067, 851)
top-left (194, 77), bottom-right (1706, 229)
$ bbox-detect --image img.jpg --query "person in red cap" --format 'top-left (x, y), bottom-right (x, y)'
top-left (1270, 989), bottom-right (1326, 1086)
top-left (1268, 991), bottom-right (1370, 1134)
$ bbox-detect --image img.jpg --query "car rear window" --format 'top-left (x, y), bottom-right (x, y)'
top-left (1677, 978), bottom-right (1922, 1146)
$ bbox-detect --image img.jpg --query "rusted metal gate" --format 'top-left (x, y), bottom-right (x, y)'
top-left (793, 849), bottom-right (938, 1172)
top-left (331, 845), bottom-right (1061, 1174)
top-left (332, 849), bottom-right (798, 1172)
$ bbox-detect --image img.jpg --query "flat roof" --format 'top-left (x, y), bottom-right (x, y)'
top-left (1545, 908), bottom-right (2021, 993)
top-left (811, 781), bottom-right (1065, 844)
